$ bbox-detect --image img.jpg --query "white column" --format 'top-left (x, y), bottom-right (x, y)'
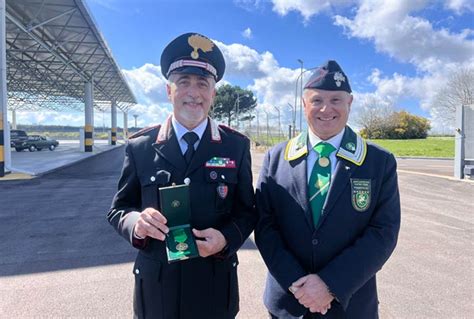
top-left (123, 112), bottom-right (128, 139)
top-left (454, 104), bottom-right (465, 179)
top-left (111, 100), bottom-right (117, 145)
top-left (0, 0), bottom-right (10, 176)
top-left (11, 109), bottom-right (16, 129)
top-left (84, 81), bottom-right (94, 152)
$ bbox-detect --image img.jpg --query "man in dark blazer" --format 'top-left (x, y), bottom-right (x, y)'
top-left (107, 32), bottom-right (256, 319)
top-left (255, 60), bottom-right (400, 318)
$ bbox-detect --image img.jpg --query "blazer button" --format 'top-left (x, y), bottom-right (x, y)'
top-left (312, 239), bottom-right (319, 245)
top-left (134, 268), bottom-right (140, 275)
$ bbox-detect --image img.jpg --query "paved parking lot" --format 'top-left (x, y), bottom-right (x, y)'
top-left (0, 146), bottom-right (473, 318)
top-left (8, 139), bottom-right (122, 176)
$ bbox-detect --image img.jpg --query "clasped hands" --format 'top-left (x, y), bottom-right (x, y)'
top-left (133, 208), bottom-right (227, 257)
top-left (289, 274), bottom-right (334, 315)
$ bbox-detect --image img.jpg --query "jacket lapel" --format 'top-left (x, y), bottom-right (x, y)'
top-left (288, 156), bottom-right (313, 229)
top-left (318, 126), bottom-right (367, 226)
top-left (185, 123), bottom-right (218, 176)
top-left (152, 129), bottom-right (187, 172)
top-left (318, 159), bottom-right (356, 226)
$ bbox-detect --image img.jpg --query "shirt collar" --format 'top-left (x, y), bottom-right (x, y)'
top-left (171, 116), bottom-right (208, 141)
top-left (307, 128), bottom-right (345, 153)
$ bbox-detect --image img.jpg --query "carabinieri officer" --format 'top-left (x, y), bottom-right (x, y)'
top-left (107, 32), bottom-right (256, 319)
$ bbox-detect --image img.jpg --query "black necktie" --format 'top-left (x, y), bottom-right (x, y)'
top-left (183, 132), bottom-right (199, 165)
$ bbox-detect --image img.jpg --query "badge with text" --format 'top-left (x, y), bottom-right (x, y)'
top-left (205, 157), bottom-right (236, 168)
top-left (350, 179), bottom-right (371, 212)
top-left (217, 183), bottom-right (228, 199)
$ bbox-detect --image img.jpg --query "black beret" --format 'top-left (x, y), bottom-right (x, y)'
top-left (160, 32), bottom-right (226, 82)
top-left (304, 60), bottom-right (352, 93)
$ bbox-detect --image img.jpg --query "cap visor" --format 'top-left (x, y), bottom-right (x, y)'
top-left (170, 66), bottom-right (214, 78)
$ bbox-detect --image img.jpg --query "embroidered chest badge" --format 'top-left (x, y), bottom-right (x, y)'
top-left (217, 184), bottom-right (228, 199)
top-left (350, 179), bottom-right (371, 212)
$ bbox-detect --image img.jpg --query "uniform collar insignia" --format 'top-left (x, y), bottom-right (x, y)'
top-left (156, 115), bottom-right (221, 143)
top-left (336, 126), bottom-right (367, 166)
top-left (209, 117), bottom-right (222, 142)
top-left (284, 131), bottom-right (308, 161)
top-left (157, 115), bottom-right (173, 143)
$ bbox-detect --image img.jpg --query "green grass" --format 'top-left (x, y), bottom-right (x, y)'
top-left (369, 137), bottom-right (454, 158)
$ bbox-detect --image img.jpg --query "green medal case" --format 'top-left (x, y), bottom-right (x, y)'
top-left (159, 184), bottom-right (199, 263)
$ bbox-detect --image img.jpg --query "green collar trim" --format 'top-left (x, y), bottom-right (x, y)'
top-left (284, 131), bottom-right (308, 161)
top-left (284, 127), bottom-right (367, 166)
top-left (336, 126), bottom-right (367, 166)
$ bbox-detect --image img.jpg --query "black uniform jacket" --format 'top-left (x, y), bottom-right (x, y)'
top-left (107, 116), bottom-right (256, 319)
top-left (255, 127), bottom-right (401, 319)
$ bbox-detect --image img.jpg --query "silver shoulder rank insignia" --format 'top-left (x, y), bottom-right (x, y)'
top-left (334, 71), bottom-right (346, 87)
top-left (351, 179), bottom-right (371, 212)
top-left (188, 34), bottom-right (214, 59)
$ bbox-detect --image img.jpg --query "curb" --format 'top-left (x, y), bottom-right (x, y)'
top-left (396, 156), bottom-right (453, 160)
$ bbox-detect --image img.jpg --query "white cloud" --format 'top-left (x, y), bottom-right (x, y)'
top-left (364, 66), bottom-right (470, 132)
top-left (120, 64), bottom-right (174, 126)
top-left (327, 0), bottom-right (474, 131)
top-left (215, 40), bottom-right (301, 124)
top-left (215, 40), bottom-right (270, 78)
top-left (14, 111), bottom-right (85, 126)
top-left (127, 103), bottom-right (171, 128)
top-left (122, 63), bottom-right (168, 105)
top-left (271, 0), bottom-right (355, 21)
top-left (445, 0), bottom-right (474, 13)
top-left (333, 1), bottom-right (474, 73)
top-left (242, 27), bottom-right (253, 39)
top-left (233, 0), bottom-right (264, 11)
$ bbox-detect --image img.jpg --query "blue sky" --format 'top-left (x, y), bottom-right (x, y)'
top-left (16, 0), bottom-right (474, 133)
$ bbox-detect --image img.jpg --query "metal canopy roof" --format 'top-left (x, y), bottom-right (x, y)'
top-left (5, 0), bottom-right (136, 112)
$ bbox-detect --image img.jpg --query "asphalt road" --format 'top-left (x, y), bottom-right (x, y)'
top-left (0, 146), bottom-right (472, 318)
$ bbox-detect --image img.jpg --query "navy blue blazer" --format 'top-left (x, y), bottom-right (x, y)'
top-left (255, 127), bottom-right (400, 318)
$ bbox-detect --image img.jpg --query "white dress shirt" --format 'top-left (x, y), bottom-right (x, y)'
top-left (171, 116), bottom-right (207, 155)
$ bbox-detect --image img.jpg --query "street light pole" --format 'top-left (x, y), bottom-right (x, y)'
top-left (234, 92), bottom-right (249, 130)
top-left (273, 105), bottom-right (282, 139)
top-left (297, 59), bottom-right (304, 132)
top-left (294, 66), bottom-right (318, 136)
top-left (288, 102), bottom-right (296, 137)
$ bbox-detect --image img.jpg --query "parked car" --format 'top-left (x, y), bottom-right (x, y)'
top-left (10, 129), bottom-right (28, 150)
top-left (16, 135), bottom-right (59, 152)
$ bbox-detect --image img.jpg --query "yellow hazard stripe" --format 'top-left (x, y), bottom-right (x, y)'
top-left (85, 125), bottom-right (93, 132)
top-left (0, 145), bottom-right (4, 162)
top-left (111, 127), bottom-right (117, 133)
top-left (85, 139), bottom-right (93, 146)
